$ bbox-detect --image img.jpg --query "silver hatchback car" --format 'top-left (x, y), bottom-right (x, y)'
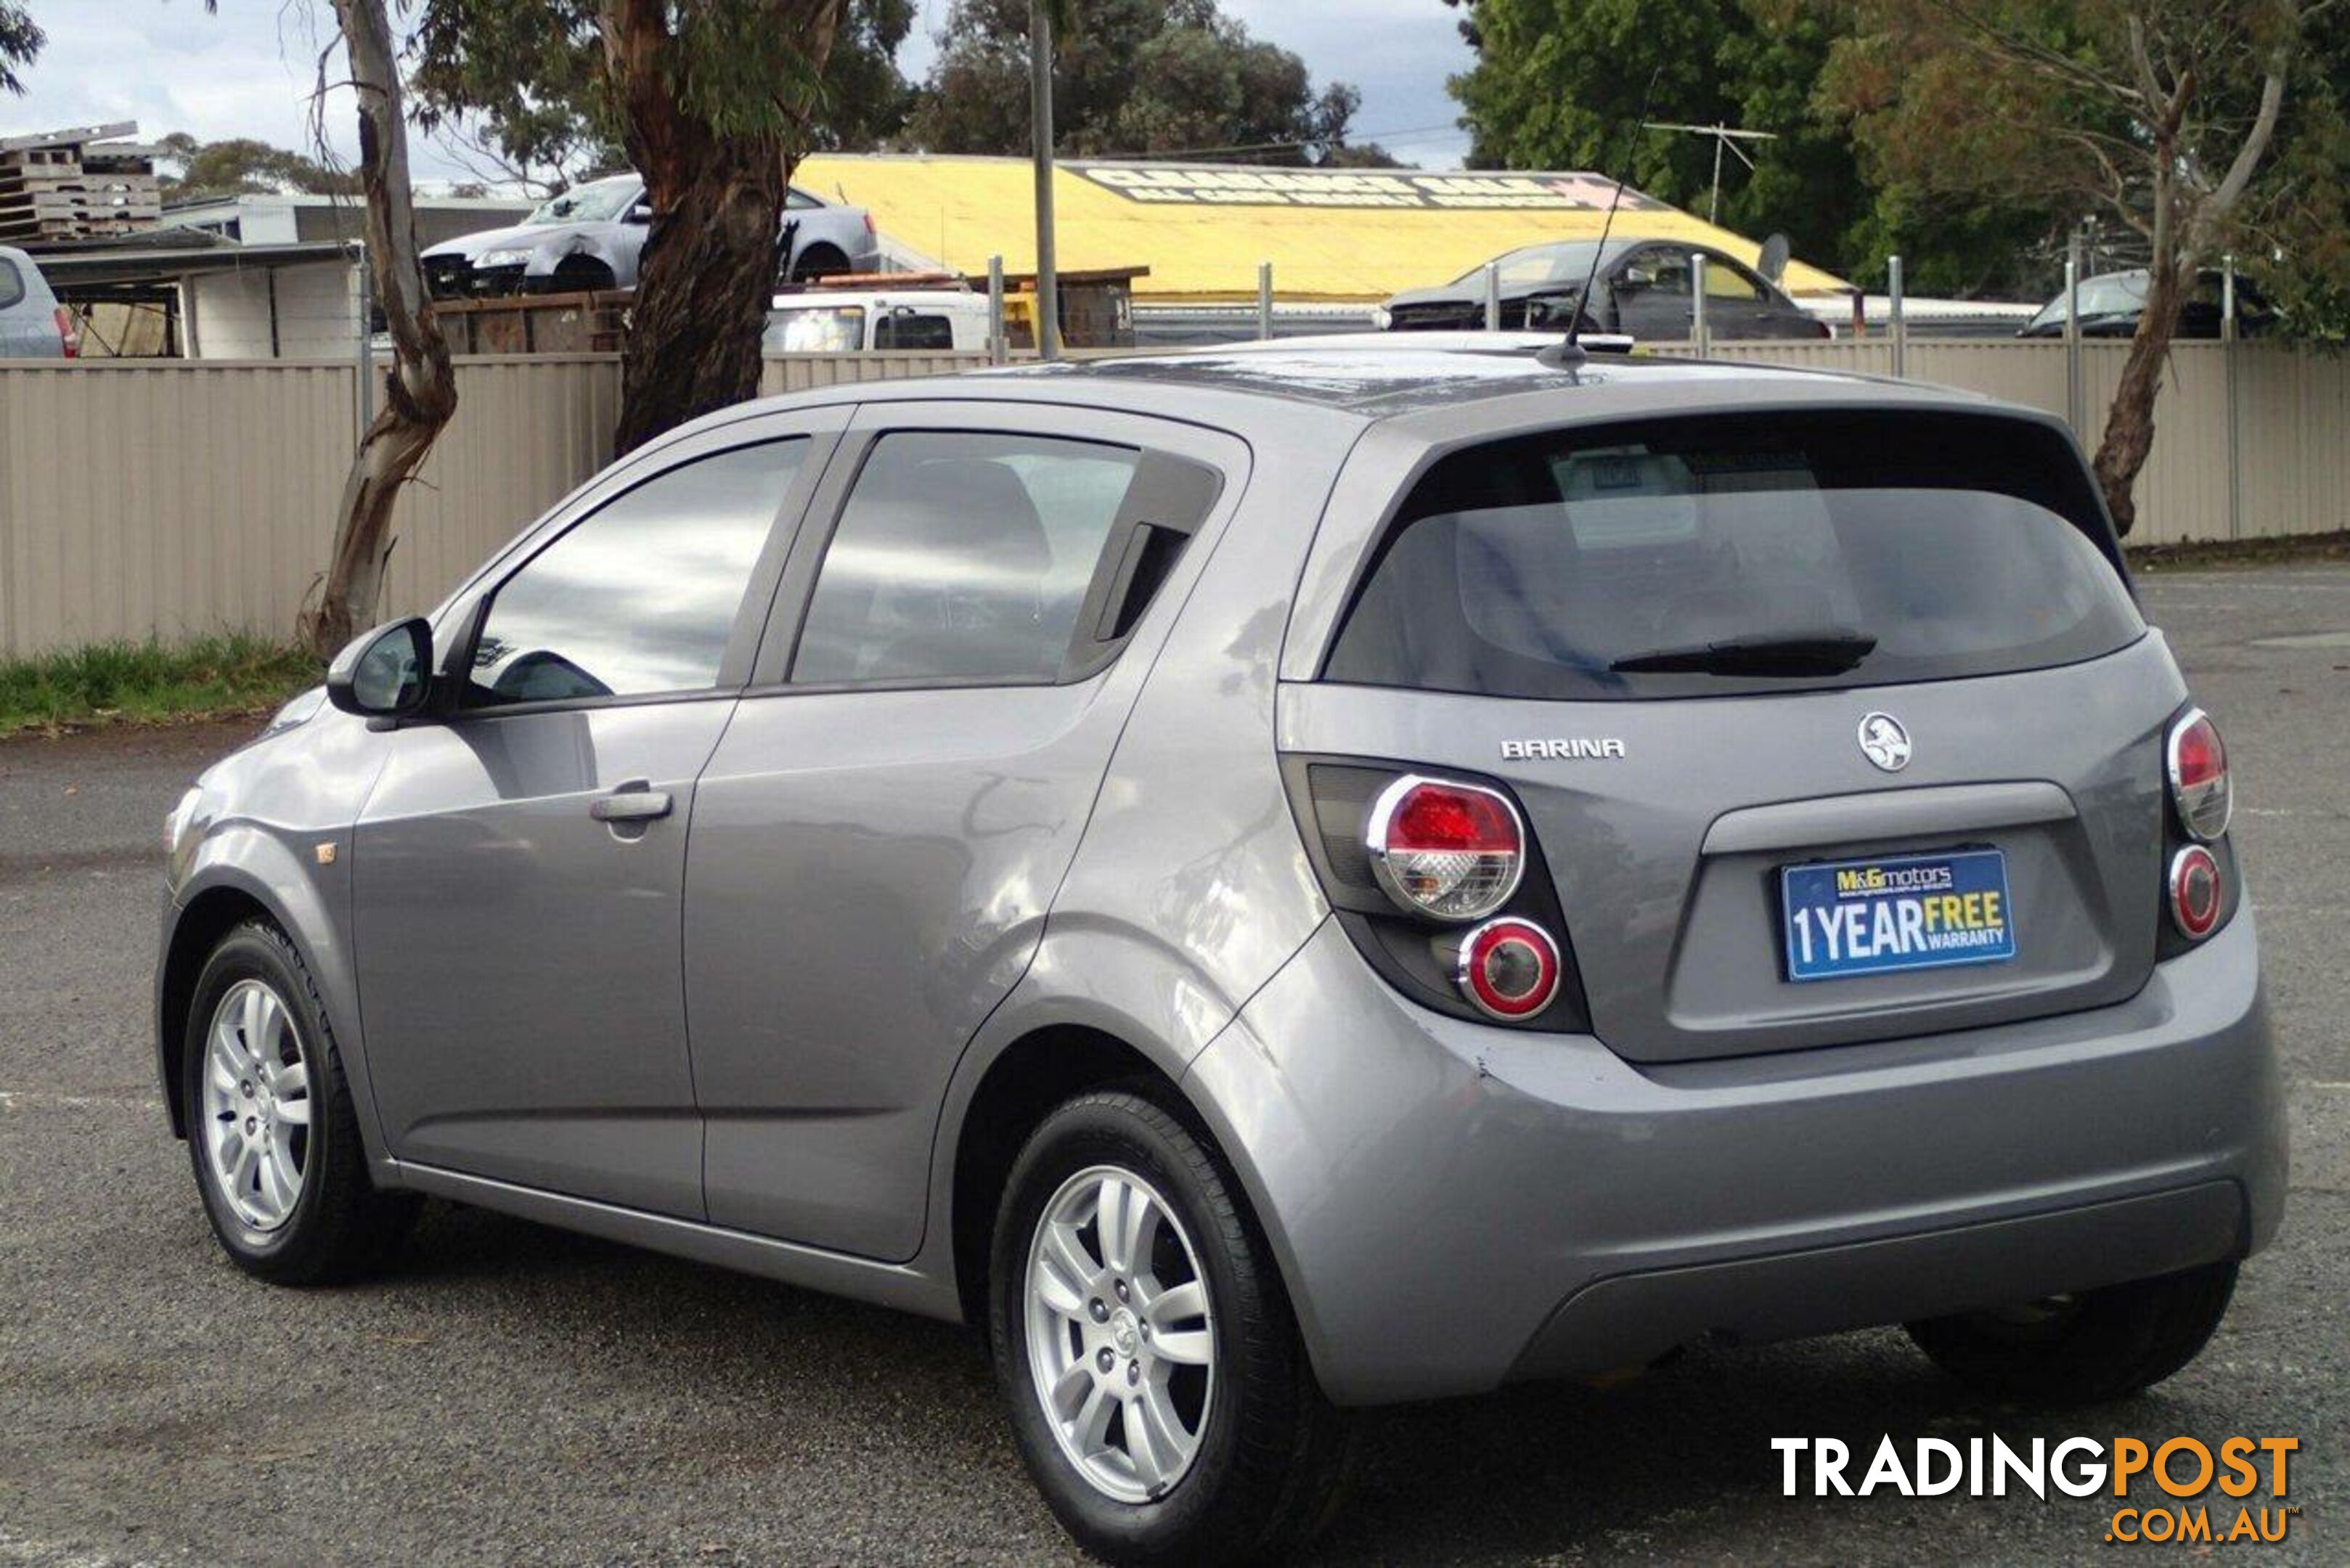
top-left (160, 338), bottom-right (2284, 1562)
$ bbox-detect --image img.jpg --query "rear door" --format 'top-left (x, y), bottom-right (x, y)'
top-left (1698, 253), bottom-right (1785, 338)
top-left (1284, 407), bottom-right (2169, 1064)
top-left (684, 401), bottom-right (1239, 1259)
top-left (353, 411), bottom-right (841, 1214)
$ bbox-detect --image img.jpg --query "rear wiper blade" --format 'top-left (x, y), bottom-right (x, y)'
top-left (1609, 629), bottom-right (1877, 676)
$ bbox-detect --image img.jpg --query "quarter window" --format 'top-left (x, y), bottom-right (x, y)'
top-left (0, 259), bottom-right (23, 311)
top-left (467, 439), bottom-right (805, 706)
top-left (792, 431), bottom-right (1142, 686)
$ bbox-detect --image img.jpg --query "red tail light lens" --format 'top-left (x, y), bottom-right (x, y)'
top-left (1457, 918), bottom-right (1561, 1019)
top-left (2167, 709), bottom-right (2230, 841)
top-left (53, 306), bottom-right (79, 358)
top-left (2169, 844), bottom-right (2223, 939)
top-left (1366, 775), bottom-right (1524, 920)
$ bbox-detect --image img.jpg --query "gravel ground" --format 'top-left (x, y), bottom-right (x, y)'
top-left (2, 567), bottom-right (2344, 1565)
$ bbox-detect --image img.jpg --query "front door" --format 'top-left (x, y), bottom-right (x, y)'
top-left (353, 422), bottom-right (832, 1216)
top-left (1611, 247), bottom-right (1697, 341)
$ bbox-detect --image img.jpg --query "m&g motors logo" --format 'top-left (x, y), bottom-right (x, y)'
top-left (1774, 1435), bottom-right (2301, 1545)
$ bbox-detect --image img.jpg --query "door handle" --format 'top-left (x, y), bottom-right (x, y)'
top-left (589, 783), bottom-right (674, 823)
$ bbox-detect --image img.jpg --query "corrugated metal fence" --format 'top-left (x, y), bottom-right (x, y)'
top-left (0, 342), bottom-right (2343, 658)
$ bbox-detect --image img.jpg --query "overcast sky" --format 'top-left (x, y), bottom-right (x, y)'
top-left (3, 1), bottom-right (1476, 184)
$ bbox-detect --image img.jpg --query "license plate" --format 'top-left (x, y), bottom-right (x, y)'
top-left (1781, 849), bottom-right (2017, 983)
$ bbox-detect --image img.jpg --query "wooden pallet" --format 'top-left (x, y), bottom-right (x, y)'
top-left (0, 121), bottom-right (163, 242)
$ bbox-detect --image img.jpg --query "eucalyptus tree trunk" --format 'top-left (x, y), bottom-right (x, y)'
top-left (603, 0), bottom-right (845, 455)
top-left (2090, 254), bottom-right (2188, 539)
top-left (2086, 40), bottom-right (2290, 538)
top-left (306, 0), bottom-right (459, 658)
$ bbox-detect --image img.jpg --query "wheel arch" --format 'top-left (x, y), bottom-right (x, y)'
top-left (157, 883), bottom-right (278, 1138)
top-left (158, 841), bottom-right (381, 1169)
top-left (790, 241), bottom-right (851, 281)
top-left (946, 1024), bottom-right (1180, 1326)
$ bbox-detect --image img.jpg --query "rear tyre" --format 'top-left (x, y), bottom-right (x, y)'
top-left (1904, 1261), bottom-right (2239, 1405)
top-left (183, 920), bottom-right (419, 1285)
top-left (990, 1090), bottom-right (1357, 1565)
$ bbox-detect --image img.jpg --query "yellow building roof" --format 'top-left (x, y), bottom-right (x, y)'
top-left (795, 153), bottom-right (1851, 303)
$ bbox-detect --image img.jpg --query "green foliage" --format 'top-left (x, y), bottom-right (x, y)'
top-left (409, 0), bottom-right (619, 190)
top-left (1447, 0), bottom-right (2344, 308)
top-left (1826, 0), bottom-right (2347, 332)
top-left (0, 637), bottom-right (317, 738)
top-left (157, 133), bottom-right (361, 199)
top-left (908, 0), bottom-right (1395, 165)
top-left (2245, 11), bottom-right (2350, 342)
top-left (411, 0), bottom-right (913, 191)
top-left (0, 1), bottom-right (37, 96)
top-left (1447, 0), bottom-right (1884, 269)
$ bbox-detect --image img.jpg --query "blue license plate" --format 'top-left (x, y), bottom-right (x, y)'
top-left (1781, 849), bottom-right (2017, 983)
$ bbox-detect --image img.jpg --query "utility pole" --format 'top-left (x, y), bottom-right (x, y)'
top-left (1028, 3), bottom-right (1061, 361)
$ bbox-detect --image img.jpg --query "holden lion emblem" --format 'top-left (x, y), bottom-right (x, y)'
top-left (1858, 712), bottom-right (1913, 772)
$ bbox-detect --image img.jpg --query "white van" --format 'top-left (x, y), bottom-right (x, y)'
top-left (764, 285), bottom-right (992, 354)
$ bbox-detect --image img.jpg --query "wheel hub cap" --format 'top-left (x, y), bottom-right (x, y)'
top-left (1023, 1164), bottom-right (1217, 1504)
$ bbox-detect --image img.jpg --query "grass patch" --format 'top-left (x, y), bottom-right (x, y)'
top-left (0, 635), bottom-right (320, 738)
top-left (2129, 529), bottom-right (2350, 571)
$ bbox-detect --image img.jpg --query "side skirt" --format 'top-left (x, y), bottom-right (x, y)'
top-left (389, 1160), bottom-right (966, 1323)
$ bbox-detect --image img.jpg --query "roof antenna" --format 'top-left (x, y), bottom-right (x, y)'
top-left (1540, 68), bottom-right (1662, 372)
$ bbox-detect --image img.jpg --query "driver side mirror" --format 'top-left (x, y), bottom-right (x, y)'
top-left (327, 617), bottom-right (434, 721)
top-left (1615, 264), bottom-right (1655, 293)
top-left (624, 202), bottom-right (654, 226)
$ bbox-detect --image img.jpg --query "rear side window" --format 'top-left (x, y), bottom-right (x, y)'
top-left (793, 431), bottom-right (1143, 687)
top-left (468, 439), bottom-right (804, 706)
top-left (1324, 412), bottom-right (2142, 701)
top-left (875, 312), bottom-right (953, 350)
top-left (0, 260), bottom-right (23, 311)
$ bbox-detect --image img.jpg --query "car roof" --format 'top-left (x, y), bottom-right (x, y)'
top-left (669, 335), bottom-right (2060, 520)
top-left (955, 335), bottom-right (2004, 421)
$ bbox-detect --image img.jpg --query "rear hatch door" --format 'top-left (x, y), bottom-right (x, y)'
top-left (1285, 404), bottom-right (2171, 1065)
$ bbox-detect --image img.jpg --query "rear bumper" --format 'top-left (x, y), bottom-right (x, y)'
top-left (1183, 910), bottom-right (2285, 1406)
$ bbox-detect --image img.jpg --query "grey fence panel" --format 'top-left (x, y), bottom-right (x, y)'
top-left (3, 342), bottom-right (2346, 658)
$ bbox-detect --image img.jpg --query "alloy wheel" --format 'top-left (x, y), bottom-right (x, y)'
top-left (199, 979), bottom-right (312, 1231)
top-left (1023, 1163), bottom-right (1217, 1503)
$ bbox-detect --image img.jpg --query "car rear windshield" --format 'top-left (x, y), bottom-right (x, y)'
top-left (1323, 410), bottom-right (2144, 701)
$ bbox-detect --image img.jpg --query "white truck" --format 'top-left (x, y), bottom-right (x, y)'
top-left (764, 284), bottom-right (993, 354)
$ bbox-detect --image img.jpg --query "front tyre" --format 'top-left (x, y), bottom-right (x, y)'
top-left (990, 1090), bottom-right (1355, 1565)
top-left (183, 920), bottom-right (418, 1285)
top-left (1905, 1260), bottom-right (2239, 1405)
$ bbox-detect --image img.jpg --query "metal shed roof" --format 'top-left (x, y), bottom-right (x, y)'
top-left (793, 153), bottom-right (1852, 304)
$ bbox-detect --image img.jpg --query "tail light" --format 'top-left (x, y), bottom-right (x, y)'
top-left (1281, 758), bottom-right (1589, 1032)
top-left (1366, 775), bottom-right (1523, 920)
top-left (54, 306), bottom-right (79, 358)
top-left (2166, 709), bottom-right (2230, 841)
top-left (1457, 918), bottom-right (1562, 1019)
top-left (2169, 845), bottom-right (2224, 939)
top-left (862, 211), bottom-right (877, 237)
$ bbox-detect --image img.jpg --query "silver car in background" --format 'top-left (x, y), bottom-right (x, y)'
top-left (0, 244), bottom-right (75, 356)
top-left (158, 337), bottom-right (2283, 1564)
top-left (421, 172), bottom-right (881, 298)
